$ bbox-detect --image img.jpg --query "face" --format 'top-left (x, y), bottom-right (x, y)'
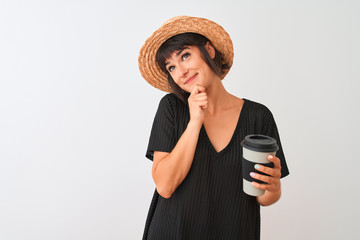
top-left (164, 43), bottom-right (217, 93)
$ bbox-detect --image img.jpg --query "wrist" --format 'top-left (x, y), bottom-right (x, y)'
top-left (187, 120), bottom-right (203, 130)
top-left (257, 184), bottom-right (282, 206)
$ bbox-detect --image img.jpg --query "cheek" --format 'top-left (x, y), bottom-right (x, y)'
top-left (170, 69), bottom-right (184, 84)
top-left (170, 73), bottom-right (178, 83)
top-left (170, 73), bottom-right (181, 86)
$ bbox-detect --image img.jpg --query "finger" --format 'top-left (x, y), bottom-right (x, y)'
top-left (252, 180), bottom-right (280, 192)
top-left (192, 85), bottom-right (205, 94)
top-left (254, 164), bottom-right (281, 178)
top-left (267, 155), bottom-right (281, 170)
top-left (191, 98), bottom-right (207, 105)
top-left (194, 92), bottom-right (207, 98)
top-left (190, 85), bottom-right (201, 95)
top-left (191, 92), bottom-right (207, 99)
top-left (193, 91), bottom-right (206, 96)
top-left (250, 172), bottom-right (274, 184)
top-left (251, 181), bottom-right (269, 190)
top-left (193, 95), bottom-right (207, 101)
top-left (197, 101), bottom-right (208, 109)
top-left (197, 85), bottom-right (206, 92)
top-left (193, 98), bottom-right (208, 104)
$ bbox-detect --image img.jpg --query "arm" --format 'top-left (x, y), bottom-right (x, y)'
top-left (152, 85), bottom-right (207, 199)
top-left (153, 121), bottom-right (202, 198)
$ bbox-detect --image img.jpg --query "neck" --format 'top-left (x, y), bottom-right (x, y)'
top-left (204, 76), bottom-right (232, 114)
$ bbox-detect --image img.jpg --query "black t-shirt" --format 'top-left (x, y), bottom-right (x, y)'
top-left (143, 93), bottom-right (289, 240)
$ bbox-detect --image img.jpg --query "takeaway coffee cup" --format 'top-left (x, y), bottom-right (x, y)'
top-left (241, 134), bottom-right (279, 196)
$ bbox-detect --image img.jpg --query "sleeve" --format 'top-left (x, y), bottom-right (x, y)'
top-left (145, 94), bottom-right (176, 161)
top-left (263, 109), bottom-right (290, 178)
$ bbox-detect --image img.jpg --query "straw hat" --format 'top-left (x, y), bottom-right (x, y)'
top-left (138, 16), bottom-right (234, 92)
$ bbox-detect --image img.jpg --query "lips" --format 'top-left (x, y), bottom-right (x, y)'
top-left (185, 74), bottom-right (197, 84)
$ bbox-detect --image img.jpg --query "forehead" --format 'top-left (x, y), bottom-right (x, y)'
top-left (165, 46), bottom-right (193, 64)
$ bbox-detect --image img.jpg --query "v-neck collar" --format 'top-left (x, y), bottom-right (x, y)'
top-left (201, 99), bottom-right (248, 156)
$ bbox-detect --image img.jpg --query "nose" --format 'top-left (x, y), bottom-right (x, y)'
top-left (177, 64), bottom-right (189, 78)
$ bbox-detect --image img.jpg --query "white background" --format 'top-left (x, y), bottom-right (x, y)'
top-left (1, 0), bottom-right (359, 239)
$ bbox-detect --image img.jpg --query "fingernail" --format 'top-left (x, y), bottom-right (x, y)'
top-left (255, 164), bottom-right (260, 169)
top-left (269, 155), bottom-right (273, 159)
top-left (250, 172), bottom-right (256, 177)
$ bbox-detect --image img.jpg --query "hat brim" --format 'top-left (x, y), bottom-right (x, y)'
top-left (138, 16), bottom-right (234, 92)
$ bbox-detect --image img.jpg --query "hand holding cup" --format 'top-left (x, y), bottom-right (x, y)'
top-left (250, 154), bottom-right (282, 193)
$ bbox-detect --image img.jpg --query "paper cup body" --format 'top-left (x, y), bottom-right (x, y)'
top-left (241, 135), bottom-right (279, 196)
top-left (242, 148), bottom-right (276, 196)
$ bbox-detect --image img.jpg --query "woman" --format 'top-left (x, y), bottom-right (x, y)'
top-left (138, 16), bottom-right (289, 240)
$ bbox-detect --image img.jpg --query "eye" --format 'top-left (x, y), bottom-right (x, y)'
top-left (168, 66), bottom-right (175, 72)
top-left (182, 52), bottom-right (190, 61)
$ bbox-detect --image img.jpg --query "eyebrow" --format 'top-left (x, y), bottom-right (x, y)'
top-left (165, 47), bottom-right (190, 66)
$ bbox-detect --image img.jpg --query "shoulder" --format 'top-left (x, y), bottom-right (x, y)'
top-left (156, 93), bottom-right (187, 119)
top-left (243, 98), bottom-right (278, 132)
top-left (158, 93), bottom-right (176, 109)
top-left (159, 93), bottom-right (187, 110)
top-left (244, 98), bottom-right (273, 118)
